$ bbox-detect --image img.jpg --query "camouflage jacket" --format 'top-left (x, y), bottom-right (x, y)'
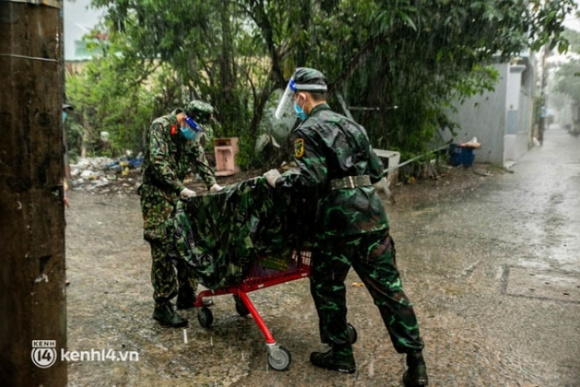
top-left (276, 104), bottom-right (388, 239)
top-left (140, 110), bottom-right (216, 201)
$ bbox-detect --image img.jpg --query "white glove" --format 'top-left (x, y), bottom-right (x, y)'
top-left (263, 169), bottom-right (281, 188)
top-left (179, 187), bottom-right (197, 198)
top-left (209, 183), bottom-right (223, 193)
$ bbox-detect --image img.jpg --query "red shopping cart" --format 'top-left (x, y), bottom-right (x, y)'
top-left (192, 249), bottom-right (311, 371)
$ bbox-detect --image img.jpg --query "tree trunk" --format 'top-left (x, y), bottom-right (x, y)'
top-left (81, 107), bottom-right (90, 158)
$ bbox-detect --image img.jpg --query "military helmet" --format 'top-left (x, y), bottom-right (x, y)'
top-left (184, 100), bottom-right (214, 125)
top-left (292, 67), bottom-right (327, 92)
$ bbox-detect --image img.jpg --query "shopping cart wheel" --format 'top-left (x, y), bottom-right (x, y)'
top-left (267, 346), bottom-right (291, 371)
top-left (197, 307), bottom-right (213, 328)
top-left (233, 295), bottom-right (250, 316)
top-left (347, 323), bottom-right (358, 345)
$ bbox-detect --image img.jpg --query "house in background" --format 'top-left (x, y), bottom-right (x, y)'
top-left (440, 56), bottom-right (536, 168)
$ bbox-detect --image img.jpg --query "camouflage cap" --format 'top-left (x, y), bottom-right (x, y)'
top-left (292, 67), bottom-right (327, 92)
top-left (184, 100), bottom-right (214, 124)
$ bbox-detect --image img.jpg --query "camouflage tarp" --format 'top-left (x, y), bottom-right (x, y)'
top-left (173, 176), bottom-right (314, 289)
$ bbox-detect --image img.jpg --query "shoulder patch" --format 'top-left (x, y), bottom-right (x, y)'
top-left (294, 138), bottom-right (305, 158)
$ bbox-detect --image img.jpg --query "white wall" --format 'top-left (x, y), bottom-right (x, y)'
top-left (442, 63), bottom-right (509, 164)
top-left (442, 60), bottom-right (534, 166)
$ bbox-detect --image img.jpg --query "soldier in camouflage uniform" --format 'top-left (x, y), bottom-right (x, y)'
top-left (263, 68), bottom-right (428, 386)
top-left (139, 100), bottom-right (223, 327)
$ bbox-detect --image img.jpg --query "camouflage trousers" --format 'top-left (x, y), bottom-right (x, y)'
top-left (139, 183), bottom-right (198, 304)
top-left (149, 239), bottom-right (199, 304)
top-left (310, 230), bottom-right (424, 354)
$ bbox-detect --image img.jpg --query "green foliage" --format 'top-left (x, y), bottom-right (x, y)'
top-left (554, 60), bottom-right (580, 102)
top-left (66, 55), bottom-right (155, 157)
top-left (554, 29), bottom-right (580, 104)
top-left (300, 0), bottom-right (573, 156)
top-left (88, 0), bottom-right (273, 165)
top-left (65, 26), bottom-right (163, 157)
top-left (75, 0), bottom-right (576, 165)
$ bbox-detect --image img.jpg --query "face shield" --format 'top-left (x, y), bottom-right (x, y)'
top-left (274, 78), bottom-right (328, 119)
top-left (274, 79), bottom-right (297, 120)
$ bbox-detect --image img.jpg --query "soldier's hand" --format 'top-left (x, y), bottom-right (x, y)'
top-left (180, 187), bottom-right (197, 198)
top-left (263, 169), bottom-right (281, 188)
top-left (209, 183), bottom-right (223, 193)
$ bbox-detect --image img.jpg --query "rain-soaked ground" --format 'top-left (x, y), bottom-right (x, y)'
top-left (65, 125), bottom-right (580, 386)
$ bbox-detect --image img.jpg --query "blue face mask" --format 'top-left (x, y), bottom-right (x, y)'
top-left (180, 126), bottom-right (197, 140)
top-left (294, 103), bottom-right (308, 121)
top-left (62, 111), bottom-right (68, 123)
top-left (180, 116), bottom-right (203, 140)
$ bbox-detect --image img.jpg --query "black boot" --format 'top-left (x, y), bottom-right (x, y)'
top-left (152, 302), bottom-right (188, 327)
top-left (310, 344), bottom-right (356, 374)
top-left (403, 352), bottom-right (429, 387)
top-left (176, 289), bottom-right (214, 309)
top-left (175, 289), bottom-right (195, 310)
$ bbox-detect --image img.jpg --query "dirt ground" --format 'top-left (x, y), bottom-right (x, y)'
top-left (65, 162), bottom-right (501, 387)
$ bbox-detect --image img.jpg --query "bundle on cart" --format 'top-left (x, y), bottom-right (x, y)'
top-left (171, 176), bottom-right (342, 371)
top-left (172, 177), bottom-right (314, 289)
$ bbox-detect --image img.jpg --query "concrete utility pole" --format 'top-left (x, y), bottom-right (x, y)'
top-left (0, 1), bottom-right (67, 385)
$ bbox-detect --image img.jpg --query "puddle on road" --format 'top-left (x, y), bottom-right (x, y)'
top-left (503, 266), bottom-right (580, 303)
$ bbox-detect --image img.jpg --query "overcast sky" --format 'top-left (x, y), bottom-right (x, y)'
top-left (63, 0), bottom-right (105, 60)
top-left (564, 1), bottom-right (580, 31)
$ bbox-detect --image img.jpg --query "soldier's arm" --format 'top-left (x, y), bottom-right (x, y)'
top-left (367, 144), bottom-right (385, 184)
top-left (276, 128), bottom-right (327, 193)
top-left (149, 122), bottom-right (186, 193)
top-left (356, 124), bottom-right (384, 184)
top-left (188, 141), bottom-right (217, 189)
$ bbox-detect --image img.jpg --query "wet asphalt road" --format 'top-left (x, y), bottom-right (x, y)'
top-left (65, 125), bottom-right (580, 386)
top-left (392, 124), bottom-right (580, 387)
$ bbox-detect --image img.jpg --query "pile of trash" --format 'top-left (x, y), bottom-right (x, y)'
top-left (69, 152), bottom-right (144, 194)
